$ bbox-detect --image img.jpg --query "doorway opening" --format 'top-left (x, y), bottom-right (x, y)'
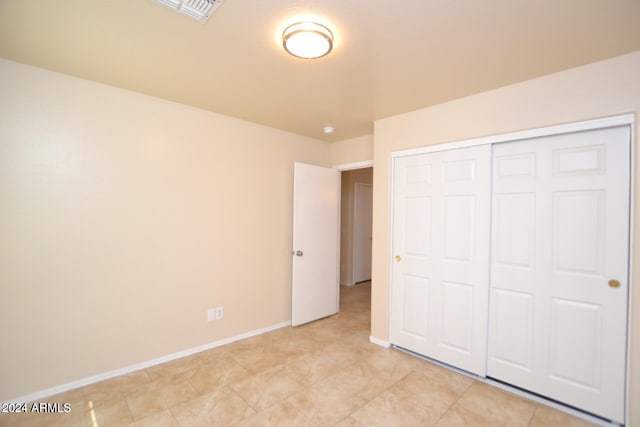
top-left (340, 167), bottom-right (373, 287)
top-left (290, 161), bottom-right (372, 327)
top-left (339, 167), bottom-right (373, 299)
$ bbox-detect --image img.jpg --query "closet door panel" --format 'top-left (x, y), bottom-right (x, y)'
top-left (400, 275), bottom-right (430, 338)
top-left (490, 289), bottom-right (534, 371)
top-left (391, 154), bottom-right (437, 352)
top-left (488, 126), bottom-right (630, 424)
top-left (390, 146), bottom-right (490, 375)
top-left (494, 192), bottom-right (536, 270)
top-left (439, 281), bottom-right (474, 353)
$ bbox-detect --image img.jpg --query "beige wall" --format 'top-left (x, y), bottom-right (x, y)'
top-left (340, 168), bottom-right (373, 285)
top-left (330, 134), bottom-right (373, 166)
top-left (372, 51), bottom-right (640, 425)
top-left (0, 59), bottom-right (331, 401)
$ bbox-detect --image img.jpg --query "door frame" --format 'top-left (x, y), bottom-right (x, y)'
top-left (336, 160), bottom-right (374, 172)
top-left (335, 161), bottom-right (375, 287)
top-left (291, 160), bottom-right (373, 326)
top-left (389, 113), bottom-right (635, 424)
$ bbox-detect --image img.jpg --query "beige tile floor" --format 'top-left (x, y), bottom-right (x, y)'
top-left (0, 282), bottom-right (596, 427)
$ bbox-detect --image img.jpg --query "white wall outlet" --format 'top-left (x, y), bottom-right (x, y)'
top-left (207, 308), bottom-right (216, 322)
top-left (215, 306), bottom-right (224, 320)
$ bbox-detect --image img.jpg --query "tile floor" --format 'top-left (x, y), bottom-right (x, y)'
top-left (0, 282), bottom-right (596, 427)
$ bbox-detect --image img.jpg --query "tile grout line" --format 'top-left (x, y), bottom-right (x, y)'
top-left (347, 368), bottom-right (415, 423)
top-left (226, 384), bottom-right (259, 422)
top-left (122, 390), bottom-right (137, 424)
top-left (429, 376), bottom-right (476, 426)
top-left (526, 404), bottom-right (540, 426)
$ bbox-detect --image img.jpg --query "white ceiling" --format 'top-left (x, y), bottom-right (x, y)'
top-left (1, 0), bottom-right (639, 142)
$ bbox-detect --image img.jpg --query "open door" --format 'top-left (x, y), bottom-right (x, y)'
top-left (291, 162), bottom-right (340, 326)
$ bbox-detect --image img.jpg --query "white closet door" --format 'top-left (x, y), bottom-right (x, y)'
top-left (488, 126), bottom-right (630, 423)
top-left (390, 146), bottom-right (491, 375)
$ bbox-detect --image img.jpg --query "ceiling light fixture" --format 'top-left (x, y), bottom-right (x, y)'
top-left (282, 22), bottom-right (334, 59)
top-left (322, 126), bottom-right (335, 134)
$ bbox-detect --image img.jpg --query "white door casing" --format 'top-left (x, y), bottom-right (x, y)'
top-left (291, 162), bottom-right (340, 327)
top-left (390, 145), bottom-right (491, 375)
top-left (353, 182), bottom-right (373, 283)
top-left (487, 126), bottom-right (631, 423)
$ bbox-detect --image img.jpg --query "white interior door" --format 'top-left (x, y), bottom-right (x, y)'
top-left (291, 162), bottom-right (340, 327)
top-left (390, 146), bottom-right (491, 375)
top-left (353, 182), bottom-right (373, 283)
top-left (487, 126), bottom-right (631, 423)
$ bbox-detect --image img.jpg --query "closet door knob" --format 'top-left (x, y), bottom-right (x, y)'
top-left (608, 279), bottom-right (620, 288)
top-left (395, 255), bottom-right (402, 262)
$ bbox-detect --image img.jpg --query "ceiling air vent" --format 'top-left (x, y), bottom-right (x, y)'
top-left (153, 0), bottom-right (225, 23)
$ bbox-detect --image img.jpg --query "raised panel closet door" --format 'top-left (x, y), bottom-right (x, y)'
top-left (488, 126), bottom-right (630, 424)
top-left (390, 145), bottom-right (491, 375)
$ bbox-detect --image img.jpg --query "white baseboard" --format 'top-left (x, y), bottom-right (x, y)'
top-left (369, 336), bottom-right (391, 348)
top-left (5, 320), bottom-right (291, 404)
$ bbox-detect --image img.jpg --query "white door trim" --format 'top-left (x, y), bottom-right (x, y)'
top-left (334, 160), bottom-right (374, 171)
top-left (391, 114), bottom-right (634, 158)
top-left (388, 113), bottom-right (635, 424)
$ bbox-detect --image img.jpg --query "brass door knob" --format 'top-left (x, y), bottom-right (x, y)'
top-left (395, 255), bottom-right (401, 262)
top-left (608, 279), bottom-right (621, 288)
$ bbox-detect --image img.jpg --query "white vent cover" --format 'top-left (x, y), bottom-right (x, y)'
top-left (153, 0), bottom-right (224, 23)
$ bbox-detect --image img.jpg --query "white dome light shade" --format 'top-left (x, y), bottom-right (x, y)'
top-left (282, 22), bottom-right (333, 59)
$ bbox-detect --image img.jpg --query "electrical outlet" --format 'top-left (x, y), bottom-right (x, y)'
top-left (207, 308), bottom-right (216, 322)
top-left (215, 306), bottom-right (224, 320)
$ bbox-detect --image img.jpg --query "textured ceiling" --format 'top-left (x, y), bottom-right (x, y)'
top-left (1, 0), bottom-right (639, 141)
